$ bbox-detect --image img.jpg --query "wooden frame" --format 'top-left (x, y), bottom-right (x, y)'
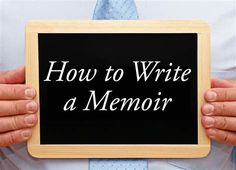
top-left (26, 20), bottom-right (211, 158)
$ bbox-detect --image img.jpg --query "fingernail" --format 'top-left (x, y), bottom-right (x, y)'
top-left (25, 88), bottom-right (36, 98)
top-left (24, 114), bottom-right (36, 125)
top-left (204, 116), bottom-right (215, 127)
top-left (206, 91), bottom-right (217, 101)
top-left (202, 103), bottom-right (214, 115)
top-left (207, 129), bottom-right (216, 137)
top-left (26, 101), bottom-right (37, 113)
top-left (21, 130), bottom-right (32, 138)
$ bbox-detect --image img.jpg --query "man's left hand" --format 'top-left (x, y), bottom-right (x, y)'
top-left (202, 79), bottom-right (236, 145)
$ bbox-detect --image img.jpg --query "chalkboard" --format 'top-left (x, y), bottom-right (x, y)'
top-left (26, 21), bottom-right (210, 158)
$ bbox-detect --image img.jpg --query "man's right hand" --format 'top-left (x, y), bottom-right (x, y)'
top-left (0, 66), bottom-right (38, 147)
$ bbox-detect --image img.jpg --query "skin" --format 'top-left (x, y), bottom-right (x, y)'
top-left (0, 67), bottom-right (236, 147)
top-left (0, 66), bottom-right (38, 147)
top-left (202, 79), bottom-right (236, 146)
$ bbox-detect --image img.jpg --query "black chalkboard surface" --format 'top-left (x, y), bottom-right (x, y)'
top-left (26, 21), bottom-right (210, 158)
top-left (39, 33), bottom-right (197, 144)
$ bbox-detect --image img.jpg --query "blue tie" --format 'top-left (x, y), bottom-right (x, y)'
top-left (93, 0), bottom-right (139, 20)
top-left (90, 0), bottom-right (148, 170)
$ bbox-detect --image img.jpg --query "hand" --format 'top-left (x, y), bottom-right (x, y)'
top-left (0, 66), bottom-right (38, 147)
top-left (202, 78), bottom-right (236, 145)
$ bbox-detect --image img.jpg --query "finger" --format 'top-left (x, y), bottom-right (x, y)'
top-left (0, 128), bottom-right (32, 147)
top-left (0, 84), bottom-right (36, 100)
top-left (205, 128), bottom-right (236, 146)
top-left (0, 66), bottom-right (25, 84)
top-left (211, 79), bottom-right (236, 88)
top-left (228, 80), bottom-right (236, 85)
top-left (202, 116), bottom-right (236, 131)
top-left (0, 100), bottom-right (38, 117)
top-left (202, 102), bottom-right (236, 116)
top-left (0, 114), bottom-right (37, 133)
top-left (204, 88), bottom-right (236, 102)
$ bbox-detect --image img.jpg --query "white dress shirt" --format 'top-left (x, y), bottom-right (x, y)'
top-left (0, 0), bottom-right (236, 169)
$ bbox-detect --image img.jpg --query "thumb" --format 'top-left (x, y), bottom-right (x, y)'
top-left (211, 78), bottom-right (236, 88)
top-left (0, 66), bottom-right (25, 84)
